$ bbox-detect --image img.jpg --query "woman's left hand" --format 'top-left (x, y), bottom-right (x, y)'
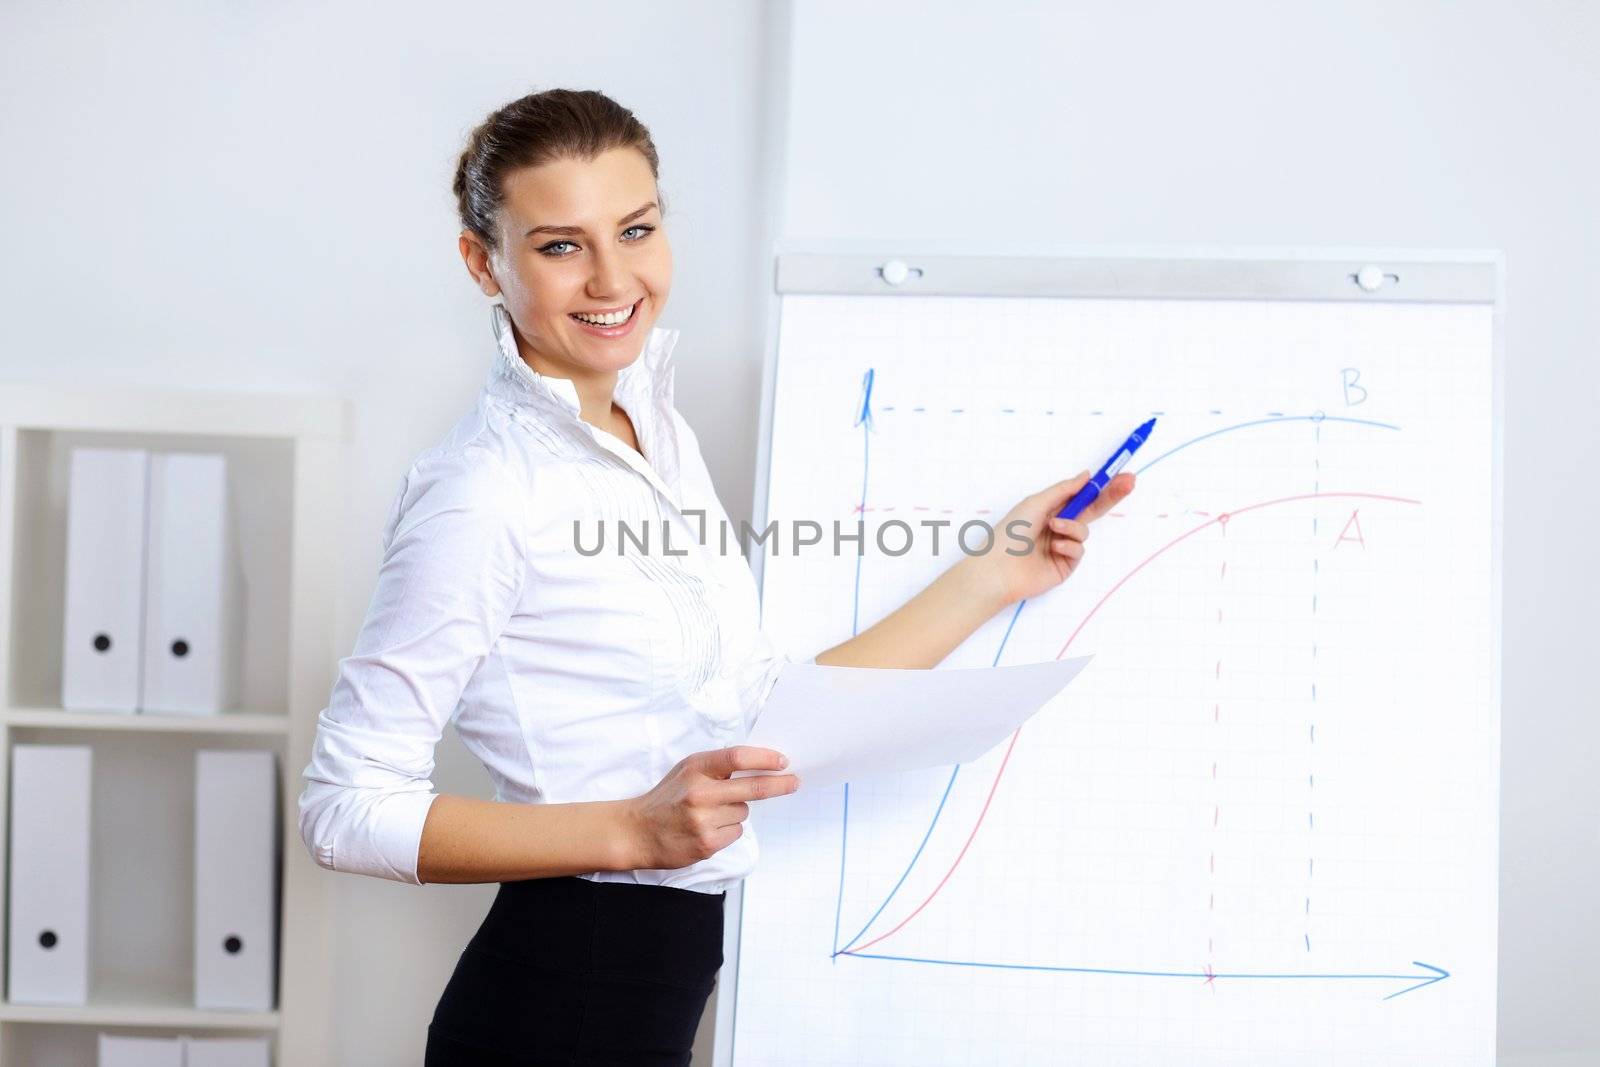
top-left (974, 469), bottom-right (1137, 607)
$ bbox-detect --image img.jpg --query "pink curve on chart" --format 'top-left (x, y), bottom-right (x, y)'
top-left (842, 490), bottom-right (1422, 958)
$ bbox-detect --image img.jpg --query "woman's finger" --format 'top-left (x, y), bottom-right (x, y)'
top-left (713, 801), bottom-right (751, 828)
top-left (1035, 470), bottom-right (1090, 509)
top-left (1048, 515), bottom-right (1089, 542)
top-left (1052, 537), bottom-right (1085, 561)
top-left (723, 773), bottom-right (801, 804)
top-left (1080, 472), bottom-right (1136, 523)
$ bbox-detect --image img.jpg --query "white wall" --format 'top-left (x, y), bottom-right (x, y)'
top-left (1, 1), bottom-right (775, 1063)
top-left (776, 1), bottom-right (1598, 1062)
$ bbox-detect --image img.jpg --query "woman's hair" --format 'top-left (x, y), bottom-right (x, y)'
top-left (452, 88), bottom-right (662, 252)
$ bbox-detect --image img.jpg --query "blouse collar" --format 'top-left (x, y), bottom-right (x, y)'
top-left (484, 301), bottom-right (679, 418)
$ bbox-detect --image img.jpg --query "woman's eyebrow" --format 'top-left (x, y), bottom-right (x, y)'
top-left (524, 201), bottom-right (658, 238)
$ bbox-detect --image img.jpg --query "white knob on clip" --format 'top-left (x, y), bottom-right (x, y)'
top-left (1355, 265), bottom-right (1388, 292)
top-left (879, 259), bottom-right (912, 286)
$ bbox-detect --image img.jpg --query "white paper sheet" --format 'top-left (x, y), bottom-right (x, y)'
top-left (740, 657), bottom-right (1092, 790)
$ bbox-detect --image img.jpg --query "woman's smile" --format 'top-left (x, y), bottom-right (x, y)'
top-left (568, 296), bottom-right (644, 339)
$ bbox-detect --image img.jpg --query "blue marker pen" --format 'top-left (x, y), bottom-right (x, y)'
top-left (1056, 418), bottom-right (1157, 520)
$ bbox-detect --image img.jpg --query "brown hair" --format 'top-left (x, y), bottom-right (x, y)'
top-left (452, 88), bottom-right (662, 252)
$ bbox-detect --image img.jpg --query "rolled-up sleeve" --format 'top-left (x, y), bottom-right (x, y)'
top-left (298, 445), bottom-right (527, 884)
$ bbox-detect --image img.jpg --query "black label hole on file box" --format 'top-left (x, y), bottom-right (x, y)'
top-left (224, 935), bottom-right (243, 954)
top-left (93, 634), bottom-right (111, 652)
top-left (39, 930), bottom-right (57, 949)
top-left (171, 638), bottom-right (190, 658)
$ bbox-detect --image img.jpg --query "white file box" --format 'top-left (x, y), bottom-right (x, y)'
top-left (61, 448), bottom-right (149, 712)
top-left (97, 1034), bottom-right (184, 1067)
top-left (194, 750), bottom-right (278, 1011)
top-left (181, 1035), bottom-right (273, 1067)
top-left (141, 452), bottom-right (243, 714)
top-left (8, 744), bottom-right (92, 1005)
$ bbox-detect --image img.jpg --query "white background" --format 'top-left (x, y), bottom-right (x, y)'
top-left (2, 2), bottom-right (1594, 1063)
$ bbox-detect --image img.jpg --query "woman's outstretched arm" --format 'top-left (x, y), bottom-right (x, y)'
top-left (813, 470), bottom-right (1135, 670)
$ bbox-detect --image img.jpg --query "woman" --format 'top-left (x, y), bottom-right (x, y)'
top-left (298, 88), bottom-right (1133, 1065)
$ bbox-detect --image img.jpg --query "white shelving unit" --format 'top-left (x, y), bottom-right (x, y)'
top-left (0, 381), bottom-right (347, 1065)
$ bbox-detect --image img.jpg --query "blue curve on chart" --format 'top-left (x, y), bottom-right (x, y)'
top-left (1135, 414), bottom-right (1398, 476)
top-left (831, 401), bottom-right (1410, 976)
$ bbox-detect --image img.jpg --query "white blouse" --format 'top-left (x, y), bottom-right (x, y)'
top-left (297, 304), bottom-right (807, 895)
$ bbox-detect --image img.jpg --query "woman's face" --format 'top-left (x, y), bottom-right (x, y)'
top-left (461, 146), bottom-right (672, 379)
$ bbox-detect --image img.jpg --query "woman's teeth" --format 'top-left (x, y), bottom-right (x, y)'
top-left (572, 303), bottom-right (636, 327)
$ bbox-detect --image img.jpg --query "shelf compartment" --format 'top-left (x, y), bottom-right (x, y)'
top-left (2, 730), bottom-right (286, 1022)
top-left (7, 428), bottom-right (294, 715)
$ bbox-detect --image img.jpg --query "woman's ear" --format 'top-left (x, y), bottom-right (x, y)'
top-left (458, 231), bottom-right (502, 298)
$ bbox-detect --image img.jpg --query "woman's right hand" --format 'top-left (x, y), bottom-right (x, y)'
top-left (622, 746), bottom-right (801, 870)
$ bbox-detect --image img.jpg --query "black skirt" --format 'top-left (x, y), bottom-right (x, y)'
top-left (425, 876), bottom-right (727, 1066)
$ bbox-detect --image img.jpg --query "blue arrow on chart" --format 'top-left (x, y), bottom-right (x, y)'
top-left (837, 953), bottom-right (1451, 1001)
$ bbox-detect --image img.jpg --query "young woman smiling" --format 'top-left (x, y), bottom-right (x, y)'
top-left (298, 88), bottom-right (1133, 1065)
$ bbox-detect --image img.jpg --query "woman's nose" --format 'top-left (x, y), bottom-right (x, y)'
top-left (586, 247), bottom-right (629, 302)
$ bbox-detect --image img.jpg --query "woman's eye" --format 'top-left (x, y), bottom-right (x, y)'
top-left (622, 224), bottom-right (655, 241)
top-left (538, 240), bottom-right (577, 257)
